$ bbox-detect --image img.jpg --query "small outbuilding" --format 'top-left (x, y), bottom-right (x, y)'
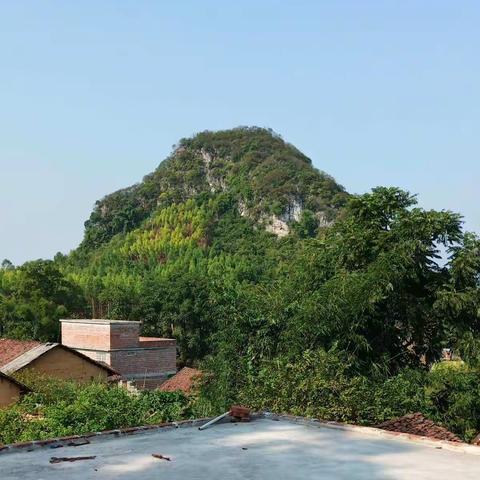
top-left (0, 371), bottom-right (30, 408)
top-left (0, 339), bottom-right (118, 383)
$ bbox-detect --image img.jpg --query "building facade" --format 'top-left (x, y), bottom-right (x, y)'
top-left (60, 319), bottom-right (176, 389)
top-left (0, 372), bottom-right (30, 408)
top-left (0, 340), bottom-right (117, 383)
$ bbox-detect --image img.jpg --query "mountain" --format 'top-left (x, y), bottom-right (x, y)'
top-left (47, 127), bottom-right (348, 359)
top-left (81, 127), bottom-right (348, 250)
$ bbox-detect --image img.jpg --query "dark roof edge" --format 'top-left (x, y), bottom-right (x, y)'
top-left (0, 415), bottom-right (221, 453)
top-left (0, 371), bottom-right (31, 393)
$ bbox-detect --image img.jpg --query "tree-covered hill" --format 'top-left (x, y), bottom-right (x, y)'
top-left (81, 127), bottom-right (348, 250)
top-left (39, 127), bottom-right (349, 361)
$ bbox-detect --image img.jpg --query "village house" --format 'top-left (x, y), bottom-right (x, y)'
top-left (0, 339), bottom-right (118, 382)
top-left (60, 319), bottom-right (177, 389)
top-left (0, 371), bottom-right (30, 408)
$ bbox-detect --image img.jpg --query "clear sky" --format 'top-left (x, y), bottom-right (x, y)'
top-left (0, 1), bottom-right (479, 265)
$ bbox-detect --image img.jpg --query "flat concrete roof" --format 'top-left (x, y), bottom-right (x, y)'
top-left (60, 319), bottom-right (142, 325)
top-left (2, 417), bottom-right (479, 479)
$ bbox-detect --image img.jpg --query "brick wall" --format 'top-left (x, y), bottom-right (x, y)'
top-left (110, 347), bottom-right (176, 377)
top-left (0, 378), bottom-right (22, 408)
top-left (110, 323), bottom-right (140, 349)
top-left (29, 346), bottom-right (111, 383)
top-left (79, 350), bottom-right (112, 365)
top-left (61, 322), bottom-right (113, 350)
top-left (139, 337), bottom-right (176, 348)
top-left (60, 319), bottom-right (177, 387)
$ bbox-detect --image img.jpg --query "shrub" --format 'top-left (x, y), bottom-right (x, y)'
top-left (238, 349), bottom-right (372, 421)
top-left (367, 369), bottom-right (427, 424)
top-left (0, 408), bottom-right (28, 444)
top-left (425, 363), bottom-right (480, 442)
top-left (13, 371), bottom-right (79, 410)
top-left (43, 383), bottom-right (139, 436)
top-left (0, 376), bottom-right (192, 444)
top-left (202, 348), bottom-right (480, 442)
top-left (137, 390), bottom-right (191, 423)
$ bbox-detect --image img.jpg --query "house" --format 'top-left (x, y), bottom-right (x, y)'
top-left (159, 367), bottom-right (202, 395)
top-left (60, 319), bottom-right (177, 389)
top-left (0, 371), bottom-right (30, 408)
top-left (0, 338), bottom-right (118, 382)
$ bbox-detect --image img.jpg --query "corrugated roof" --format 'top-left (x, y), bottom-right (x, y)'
top-left (158, 367), bottom-right (202, 394)
top-left (0, 338), bottom-right (41, 367)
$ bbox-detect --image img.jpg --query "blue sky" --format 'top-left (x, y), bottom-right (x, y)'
top-left (0, 1), bottom-right (478, 264)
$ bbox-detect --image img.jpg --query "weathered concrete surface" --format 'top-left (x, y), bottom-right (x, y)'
top-left (1, 418), bottom-right (479, 479)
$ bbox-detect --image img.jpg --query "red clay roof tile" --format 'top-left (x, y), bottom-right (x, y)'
top-left (376, 412), bottom-right (462, 442)
top-left (0, 338), bottom-right (41, 367)
top-left (158, 367), bottom-right (202, 394)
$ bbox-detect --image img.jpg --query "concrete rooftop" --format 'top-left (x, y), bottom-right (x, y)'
top-left (59, 319), bottom-right (141, 325)
top-left (1, 417), bottom-right (479, 479)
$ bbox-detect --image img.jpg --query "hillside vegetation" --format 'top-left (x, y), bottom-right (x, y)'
top-left (81, 127), bottom-right (347, 250)
top-left (1, 127), bottom-right (480, 441)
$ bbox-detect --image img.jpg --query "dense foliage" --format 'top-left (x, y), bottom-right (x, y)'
top-left (1, 128), bottom-right (479, 442)
top-left (0, 260), bottom-right (84, 340)
top-left (0, 373), bottom-right (191, 444)
top-left (235, 351), bottom-right (480, 442)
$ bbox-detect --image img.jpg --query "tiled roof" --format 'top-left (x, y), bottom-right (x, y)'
top-left (376, 412), bottom-right (462, 442)
top-left (0, 338), bottom-right (41, 367)
top-left (159, 367), bottom-right (202, 394)
top-left (0, 339), bottom-right (119, 376)
top-left (2, 343), bottom-right (64, 374)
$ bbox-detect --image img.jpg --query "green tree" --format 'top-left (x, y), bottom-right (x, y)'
top-left (0, 260), bottom-right (85, 340)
